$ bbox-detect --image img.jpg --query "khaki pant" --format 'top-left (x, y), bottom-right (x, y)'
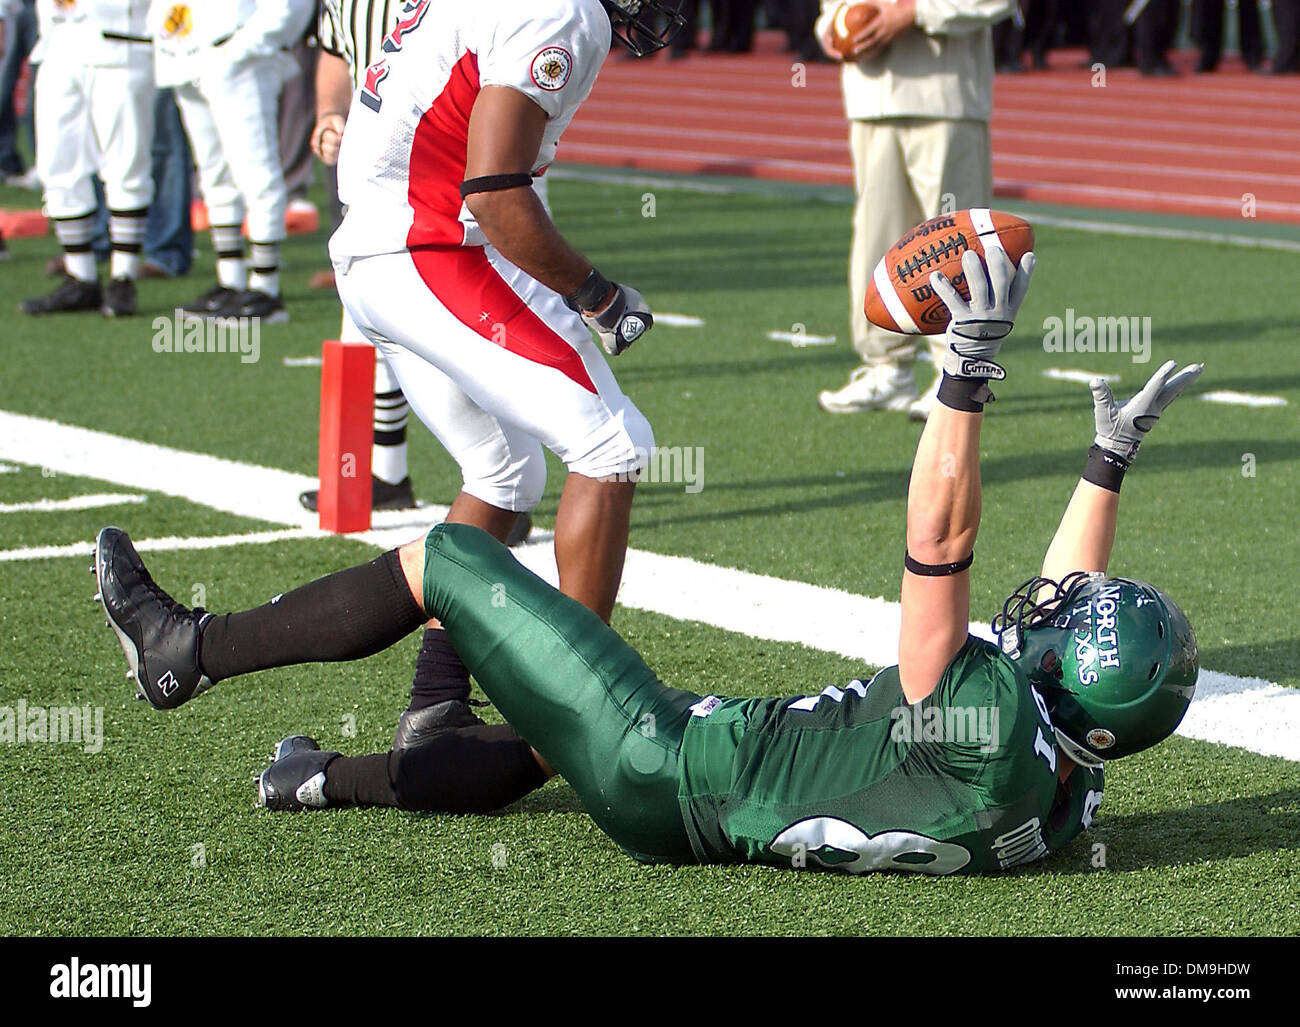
top-left (848, 118), bottom-right (993, 367)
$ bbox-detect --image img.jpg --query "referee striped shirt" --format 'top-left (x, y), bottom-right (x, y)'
top-left (319, 0), bottom-right (403, 87)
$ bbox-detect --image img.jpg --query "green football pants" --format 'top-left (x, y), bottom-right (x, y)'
top-left (422, 523), bottom-right (700, 863)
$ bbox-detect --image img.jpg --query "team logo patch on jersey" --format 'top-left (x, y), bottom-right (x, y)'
top-left (162, 4), bottom-right (192, 38)
top-left (531, 47), bottom-right (573, 91)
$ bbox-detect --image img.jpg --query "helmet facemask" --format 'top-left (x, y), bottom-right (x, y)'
top-left (601, 0), bottom-right (688, 57)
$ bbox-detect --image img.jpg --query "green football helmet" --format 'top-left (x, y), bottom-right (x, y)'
top-left (992, 571), bottom-right (1198, 766)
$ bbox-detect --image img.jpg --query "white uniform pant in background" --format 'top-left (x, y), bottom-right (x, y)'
top-left (174, 54), bottom-right (290, 241)
top-left (36, 57), bottom-right (155, 218)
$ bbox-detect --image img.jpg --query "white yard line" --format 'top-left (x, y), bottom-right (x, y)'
top-left (1044, 369), bottom-right (1120, 385)
top-left (1201, 390), bottom-right (1288, 408)
top-left (768, 329), bottom-right (837, 347)
top-left (0, 493), bottom-right (146, 514)
top-left (3, 409), bottom-right (1297, 761)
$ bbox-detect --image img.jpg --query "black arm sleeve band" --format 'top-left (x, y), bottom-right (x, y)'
top-left (459, 173), bottom-right (534, 198)
top-left (564, 267), bottom-right (613, 312)
top-left (936, 373), bottom-right (995, 413)
top-left (1082, 444), bottom-right (1130, 493)
top-left (904, 550), bottom-right (975, 577)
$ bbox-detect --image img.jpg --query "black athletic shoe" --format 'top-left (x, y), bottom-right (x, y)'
top-left (299, 474), bottom-right (418, 513)
top-left (179, 284), bottom-right (237, 319)
top-left (256, 737), bottom-right (339, 811)
top-left (214, 288), bottom-right (288, 324)
top-left (94, 526), bottom-right (214, 709)
top-left (392, 698), bottom-right (487, 751)
top-left (20, 274), bottom-right (102, 315)
top-left (102, 276), bottom-right (136, 318)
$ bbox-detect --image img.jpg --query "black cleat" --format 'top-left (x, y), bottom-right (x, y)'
top-left (270, 734), bottom-right (320, 763)
top-left (214, 288), bottom-right (288, 324)
top-left (392, 698), bottom-right (487, 751)
top-left (102, 276), bottom-right (137, 318)
top-left (179, 284), bottom-right (237, 319)
top-left (299, 474), bottom-right (417, 513)
top-left (94, 526), bottom-right (214, 709)
top-left (256, 736), bottom-right (338, 810)
top-left (21, 274), bottom-right (103, 315)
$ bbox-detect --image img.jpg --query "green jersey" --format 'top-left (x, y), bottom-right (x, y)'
top-left (677, 636), bottom-right (1105, 875)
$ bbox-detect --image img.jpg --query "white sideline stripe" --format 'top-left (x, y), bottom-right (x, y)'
top-left (767, 329), bottom-right (836, 347)
top-left (1044, 368), bottom-right (1120, 385)
top-left (0, 493), bottom-right (146, 514)
top-left (3, 410), bottom-right (1299, 762)
top-left (551, 165), bottom-right (1300, 254)
top-left (657, 313), bottom-right (705, 327)
top-left (0, 463), bottom-right (19, 474)
top-left (0, 528), bottom-right (322, 563)
top-left (283, 356), bottom-right (324, 367)
top-left (1201, 390), bottom-right (1288, 408)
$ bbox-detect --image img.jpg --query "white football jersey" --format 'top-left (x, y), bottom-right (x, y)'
top-left (330, 0), bottom-right (610, 261)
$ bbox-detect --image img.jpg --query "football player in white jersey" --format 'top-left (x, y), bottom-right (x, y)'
top-left (19, 0), bottom-right (154, 317)
top-left (321, 0), bottom-right (687, 750)
top-left (150, 0), bottom-right (314, 323)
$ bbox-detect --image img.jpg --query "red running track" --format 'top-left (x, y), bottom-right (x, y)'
top-left (565, 35), bottom-right (1300, 224)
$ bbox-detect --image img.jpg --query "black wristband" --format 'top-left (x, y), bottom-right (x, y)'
top-left (936, 373), bottom-right (995, 413)
top-left (905, 550), bottom-right (975, 577)
top-left (564, 268), bottom-right (613, 312)
top-left (459, 173), bottom-right (533, 198)
top-left (1082, 444), bottom-right (1130, 493)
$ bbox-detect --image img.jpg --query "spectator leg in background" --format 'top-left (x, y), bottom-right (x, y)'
top-left (141, 88), bottom-right (194, 278)
top-left (1192, 0), bottom-right (1224, 72)
top-left (279, 38), bottom-right (317, 205)
top-left (1024, 0), bottom-right (1061, 68)
top-left (672, 0), bottom-right (700, 56)
top-left (1239, 0), bottom-right (1263, 69)
top-left (1272, 0), bottom-right (1299, 72)
top-left (0, 0), bottom-right (38, 179)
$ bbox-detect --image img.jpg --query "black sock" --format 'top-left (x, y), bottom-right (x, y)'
top-left (407, 627), bottom-right (471, 711)
top-left (322, 752), bottom-right (400, 807)
top-left (388, 724), bottom-right (547, 813)
top-left (198, 549), bottom-right (425, 682)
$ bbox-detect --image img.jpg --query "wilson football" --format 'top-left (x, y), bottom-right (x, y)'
top-left (865, 209), bottom-right (1035, 335)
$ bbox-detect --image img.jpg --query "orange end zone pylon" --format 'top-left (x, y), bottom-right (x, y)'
top-left (317, 340), bottom-right (375, 533)
top-left (0, 209), bottom-right (49, 238)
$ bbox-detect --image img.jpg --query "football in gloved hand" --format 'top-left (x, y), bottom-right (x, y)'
top-left (865, 209), bottom-right (1035, 335)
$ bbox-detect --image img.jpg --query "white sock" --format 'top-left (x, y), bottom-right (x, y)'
top-left (372, 352), bottom-right (409, 484)
top-left (108, 207), bottom-right (147, 280)
top-left (64, 250), bottom-right (97, 282)
top-left (248, 241), bottom-right (280, 297)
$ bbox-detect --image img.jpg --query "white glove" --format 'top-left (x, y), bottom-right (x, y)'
top-left (930, 248), bottom-right (1036, 381)
top-left (1091, 360), bottom-right (1204, 461)
top-left (582, 283), bottom-right (653, 356)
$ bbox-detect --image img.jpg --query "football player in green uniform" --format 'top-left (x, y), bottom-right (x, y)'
top-left (95, 246), bottom-right (1203, 874)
